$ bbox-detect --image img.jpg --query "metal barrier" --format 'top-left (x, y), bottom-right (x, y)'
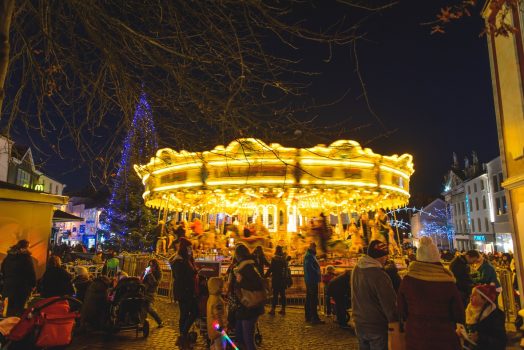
top-left (119, 253), bottom-right (174, 302)
top-left (497, 268), bottom-right (518, 322)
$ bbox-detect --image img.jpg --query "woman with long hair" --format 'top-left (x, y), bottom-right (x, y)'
top-left (252, 245), bottom-right (269, 276)
top-left (38, 255), bottom-right (75, 298)
top-left (142, 258), bottom-right (164, 327)
top-left (231, 244), bottom-right (265, 350)
top-left (172, 237), bottom-right (198, 349)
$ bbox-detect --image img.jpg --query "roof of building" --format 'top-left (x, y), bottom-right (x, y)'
top-left (0, 181), bottom-right (67, 205)
top-left (11, 144), bottom-right (29, 160)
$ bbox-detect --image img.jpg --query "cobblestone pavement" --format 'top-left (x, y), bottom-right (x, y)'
top-left (69, 299), bottom-right (359, 350)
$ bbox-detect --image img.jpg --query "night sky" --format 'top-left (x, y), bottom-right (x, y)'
top-left (34, 1), bottom-right (499, 200)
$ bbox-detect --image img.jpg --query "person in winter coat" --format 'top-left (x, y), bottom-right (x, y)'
top-left (171, 237), bottom-right (198, 348)
top-left (352, 240), bottom-right (397, 350)
top-left (450, 251), bottom-right (475, 308)
top-left (142, 258), bottom-right (164, 327)
top-left (326, 269), bottom-right (351, 329)
top-left (207, 277), bottom-right (228, 350)
top-left (398, 236), bottom-right (464, 350)
top-left (303, 242), bottom-right (324, 324)
top-left (102, 251), bottom-right (120, 278)
top-left (38, 255), bottom-right (75, 298)
top-left (460, 284), bottom-right (506, 350)
top-left (80, 275), bottom-right (112, 330)
top-left (265, 245), bottom-right (288, 315)
top-left (72, 266), bottom-right (92, 302)
top-left (0, 240), bottom-right (36, 316)
top-left (252, 245), bottom-right (269, 277)
top-left (231, 244), bottom-right (265, 350)
top-left (470, 251), bottom-right (501, 291)
top-left (322, 265), bottom-right (337, 316)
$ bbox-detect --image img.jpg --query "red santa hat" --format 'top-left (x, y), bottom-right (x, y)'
top-left (474, 284), bottom-right (497, 304)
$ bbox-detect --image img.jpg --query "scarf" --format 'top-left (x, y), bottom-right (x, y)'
top-left (465, 300), bottom-right (496, 326)
top-left (407, 261), bottom-right (456, 282)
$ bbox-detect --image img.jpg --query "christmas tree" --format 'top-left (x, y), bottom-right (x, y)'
top-left (101, 92), bottom-right (158, 252)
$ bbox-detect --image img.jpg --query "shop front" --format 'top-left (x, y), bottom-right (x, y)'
top-left (470, 233), bottom-right (496, 253)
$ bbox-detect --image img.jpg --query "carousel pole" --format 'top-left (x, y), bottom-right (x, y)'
top-left (392, 210), bottom-right (403, 256)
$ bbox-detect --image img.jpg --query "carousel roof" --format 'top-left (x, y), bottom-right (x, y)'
top-left (134, 138), bottom-right (414, 215)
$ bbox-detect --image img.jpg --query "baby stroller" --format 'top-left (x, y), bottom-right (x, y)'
top-left (1, 296), bottom-right (81, 350)
top-left (107, 277), bottom-right (150, 337)
top-left (224, 295), bottom-right (262, 349)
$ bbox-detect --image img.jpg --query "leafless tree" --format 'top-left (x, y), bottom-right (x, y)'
top-left (0, 0), bottom-right (394, 184)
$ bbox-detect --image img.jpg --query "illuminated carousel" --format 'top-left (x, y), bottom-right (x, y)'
top-left (134, 138), bottom-right (414, 256)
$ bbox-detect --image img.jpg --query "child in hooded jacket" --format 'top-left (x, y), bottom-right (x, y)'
top-left (460, 284), bottom-right (506, 350)
top-left (207, 277), bottom-right (228, 350)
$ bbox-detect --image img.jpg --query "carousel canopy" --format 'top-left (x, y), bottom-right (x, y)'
top-left (134, 138), bottom-right (414, 215)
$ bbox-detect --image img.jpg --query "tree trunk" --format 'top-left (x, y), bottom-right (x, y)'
top-left (0, 0), bottom-right (15, 118)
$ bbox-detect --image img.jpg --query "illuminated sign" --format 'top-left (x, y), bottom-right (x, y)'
top-left (473, 235), bottom-right (486, 241)
top-left (34, 184), bottom-right (44, 191)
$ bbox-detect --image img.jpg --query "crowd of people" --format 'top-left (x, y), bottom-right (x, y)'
top-left (0, 234), bottom-right (515, 350)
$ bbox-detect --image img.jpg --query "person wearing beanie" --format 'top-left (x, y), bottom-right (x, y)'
top-left (265, 245), bottom-right (289, 315)
top-left (351, 240), bottom-right (397, 349)
top-left (72, 266), bottom-right (92, 302)
top-left (460, 284), bottom-right (506, 350)
top-left (207, 277), bottom-right (228, 350)
top-left (398, 236), bottom-right (464, 350)
top-left (171, 237), bottom-right (198, 348)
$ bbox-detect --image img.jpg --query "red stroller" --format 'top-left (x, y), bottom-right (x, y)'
top-left (1, 296), bottom-right (81, 350)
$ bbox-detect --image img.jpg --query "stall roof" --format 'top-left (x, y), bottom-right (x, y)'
top-left (52, 209), bottom-right (84, 222)
top-left (0, 181), bottom-right (67, 205)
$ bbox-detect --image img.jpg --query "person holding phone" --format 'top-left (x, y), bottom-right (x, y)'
top-left (142, 259), bottom-right (164, 328)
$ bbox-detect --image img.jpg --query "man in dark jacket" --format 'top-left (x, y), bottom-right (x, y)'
top-left (450, 251), bottom-right (475, 307)
top-left (265, 245), bottom-right (288, 315)
top-left (0, 240), bottom-right (36, 316)
top-left (303, 242), bottom-right (324, 324)
top-left (327, 270), bottom-right (351, 329)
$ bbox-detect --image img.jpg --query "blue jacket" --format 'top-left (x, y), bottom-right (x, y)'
top-left (304, 249), bottom-right (321, 285)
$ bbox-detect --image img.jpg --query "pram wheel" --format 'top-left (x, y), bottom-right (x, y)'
top-left (142, 320), bottom-right (150, 338)
top-left (255, 333), bottom-right (263, 346)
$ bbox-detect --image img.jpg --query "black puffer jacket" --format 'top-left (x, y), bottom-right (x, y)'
top-left (265, 254), bottom-right (287, 290)
top-left (0, 248), bottom-right (36, 296)
top-left (450, 255), bottom-right (473, 304)
top-left (473, 307), bottom-right (506, 350)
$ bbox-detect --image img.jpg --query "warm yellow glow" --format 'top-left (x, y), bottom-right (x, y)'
top-left (379, 165), bottom-right (410, 179)
top-left (153, 182), bottom-right (204, 191)
top-left (206, 179), bottom-right (292, 186)
top-left (136, 138), bottom-right (414, 211)
top-left (300, 159), bottom-right (374, 168)
top-left (152, 162), bottom-right (203, 175)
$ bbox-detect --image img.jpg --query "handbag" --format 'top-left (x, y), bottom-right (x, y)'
top-left (388, 319), bottom-right (406, 350)
top-left (239, 288), bottom-right (267, 308)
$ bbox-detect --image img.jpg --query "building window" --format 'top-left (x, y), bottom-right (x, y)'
top-left (16, 169), bottom-right (31, 187)
top-left (496, 198), bottom-right (501, 215)
top-left (485, 218), bottom-right (489, 233)
top-left (475, 197), bottom-right (479, 211)
top-left (482, 196), bottom-right (486, 209)
top-left (471, 220), bottom-right (475, 232)
top-left (474, 183), bottom-right (477, 192)
top-left (498, 173), bottom-right (504, 190)
top-left (461, 202), bottom-right (465, 215)
top-left (492, 175), bottom-right (499, 192)
top-left (469, 199), bottom-right (472, 212)
top-left (477, 218), bottom-right (481, 233)
top-left (502, 196), bottom-right (507, 214)
top-left (481, 180), bottom-right (484, 190)
top-left (468, 186), bottom-right (471, 194)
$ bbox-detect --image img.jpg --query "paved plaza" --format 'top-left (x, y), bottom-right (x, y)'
top-left (69, 299), bottom-right (359, 350)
